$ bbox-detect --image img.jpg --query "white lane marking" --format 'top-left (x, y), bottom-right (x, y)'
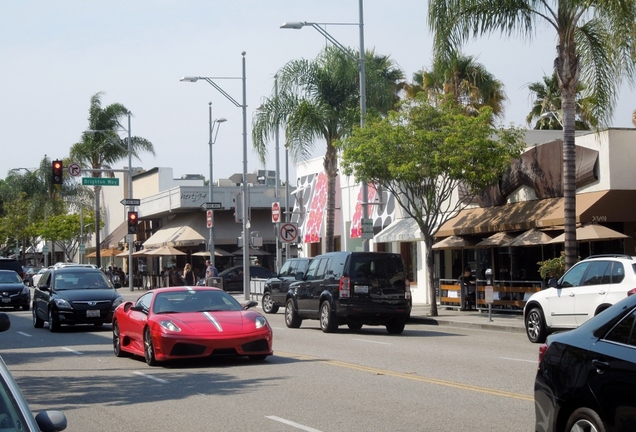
top-left (133, 371), bottom-right (169, 384)
top-left (62, 347), bottom-right (83, 355)
top-left (17, 332), bottom-right (31, 337)
top-left (266, 416), bottom-right (323, 432)
top-left (353, 338), bottom-right (391, 345)
top-left (499, 356), bottom-right (536, 364)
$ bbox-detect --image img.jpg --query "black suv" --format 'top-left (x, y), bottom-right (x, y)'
top-left (0, 258), bottom-right (25, 280)
top-left (262, 258), bottom-right (311, 314)
top-left (285, 252), bottom-right (411, 334)
top-left (32, 266), bottom-right (123, 332)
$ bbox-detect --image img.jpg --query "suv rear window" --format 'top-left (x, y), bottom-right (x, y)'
top-left (348, 254), bottom-right (405, 283)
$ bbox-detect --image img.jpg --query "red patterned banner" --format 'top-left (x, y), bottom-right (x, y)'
top-left (350, 184), bottom-right (377, 238)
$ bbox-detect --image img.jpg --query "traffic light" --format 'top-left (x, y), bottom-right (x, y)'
top-left (127, 211), bottom-right (139, 234)
top-left (52, 160), bottom-right (63, 185)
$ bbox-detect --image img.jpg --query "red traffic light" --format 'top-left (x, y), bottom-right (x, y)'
top-left (127, 211), bottom-right (139, 234)
top-left (52, 160), bottom-right (63, 185)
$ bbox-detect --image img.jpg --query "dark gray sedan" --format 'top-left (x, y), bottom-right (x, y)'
top-left (0, 270), bottom-right (30, 310)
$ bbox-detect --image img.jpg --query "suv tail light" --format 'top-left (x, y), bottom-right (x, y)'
top-left (538, 343), bottom-right (549, 367)
top-left (405, 279), bottom-right (411, 300)
top-left (339, 276), bottom-right (350, 298)
top-left (628, 288), bottom-right (636, 297)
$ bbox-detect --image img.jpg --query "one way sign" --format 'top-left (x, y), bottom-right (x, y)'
top-left (279, 223), bottom-right (298, 243)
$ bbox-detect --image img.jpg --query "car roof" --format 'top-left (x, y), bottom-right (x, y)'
top-left (150, 286), bottom-right (224, 294)
top-left (51, 267), bottom-right (102, 274)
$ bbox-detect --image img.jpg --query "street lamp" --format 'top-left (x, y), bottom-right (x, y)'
top-left (181, 52), bottom-right (251, 300)
top-left (281, 0), bottom-right (370, 251)
top-left (84, 112), bottom-right (135, 291)
top-left (207, 102), bottom-right (227, 267)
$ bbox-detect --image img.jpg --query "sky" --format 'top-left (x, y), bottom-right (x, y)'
top-left (1, 0), bottom-right (635, 186)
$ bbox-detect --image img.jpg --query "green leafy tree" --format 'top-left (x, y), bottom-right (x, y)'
top-left (39, 213), bottom-right (97, 262)
top-left (408, 51), bottom-right (507, 119)
top-left (526, 74), bottom-right (596, 130)
top-left (340, 96), bottom-right (525, 316)
top-left (69, 92), bottom-right (154, 268)
top-left (428, 0), bottom-right (636, 271)
top-left (252, 46), bottom-right (404, 252)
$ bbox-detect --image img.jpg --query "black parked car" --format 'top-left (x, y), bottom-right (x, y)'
top-left (261, 258), bottom-right (311, 314)
top-left (218, 265), bottom-right (277, 292)
top-left (0, 258), bottom-right (25, 280)
top-left (0, 270), bottom-right (30, 310)
top-left (32, 267), bottom-right (123, 332)
top-left (285, 252), bottom-right (411, 334)
top-left (534, 292), bottom-right (636, 432)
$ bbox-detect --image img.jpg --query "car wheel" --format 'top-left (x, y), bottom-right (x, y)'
top-left (249, 355), bottom-right (268, 361)
top-left (525, 307), bottom-right (548, 343)
top-left (48, 308), bottom-right (60, 332)
top-left (144, 327), bottom-right (158, 366)
top-left (32, 306), bottom-right (44, 328)
top-left (320, 301), bottom-right (338, 333)
top-left (285, 299), bottom-right (302, 328)
top-left (565, 408), bottom-right (606, 432)
top-left (347, 322), bottom-right (363, 331)
top-left (262, 292), bottom-right (279, 314)
top-left (113, 321), bottom-right (128, 357)
top-left (386, 316), bottom-right (406, 334)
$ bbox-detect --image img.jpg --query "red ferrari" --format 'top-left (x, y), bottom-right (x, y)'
top-left (112, 286), bottom-right (273, 366)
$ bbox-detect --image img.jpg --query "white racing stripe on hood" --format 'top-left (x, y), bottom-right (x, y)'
top-left (202, 311), bottom-right (223, 331)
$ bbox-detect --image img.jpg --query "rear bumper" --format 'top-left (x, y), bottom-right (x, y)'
top-left (335, 302), bottom-right (410, 323)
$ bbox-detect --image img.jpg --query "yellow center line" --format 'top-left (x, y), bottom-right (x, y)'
top-left (276, 351), bottom-right (533, 402)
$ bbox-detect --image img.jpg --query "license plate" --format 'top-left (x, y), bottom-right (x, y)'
top-left (1, 298), bottom-right (9, 303)
top-left (86, 309), bottom-right (100, 318)
top-left (354, 285), bottom-right (369, 294)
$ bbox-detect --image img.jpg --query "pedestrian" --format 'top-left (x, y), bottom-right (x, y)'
top-left (182, 263), bottom-right (195, 286)
top-left (458, 266), bottom-right (476, 310)
top-left (205, 259), bottom-right (218, 279)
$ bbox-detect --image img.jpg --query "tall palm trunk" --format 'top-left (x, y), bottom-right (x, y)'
top-left (94, 185), bottom-right (101, 268)
top-left (324, 141), bottom-right (338, 253)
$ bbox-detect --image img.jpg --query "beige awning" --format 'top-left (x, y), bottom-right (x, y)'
top-left (100, 221), bottom-right (128, 249)
top-left (143, 214), bottom-right (206, 248)
top-left (475, 232), bottom-right (517, 248)
top-left (549, 224), bottom-right (629, 243)
top-left (432, 235), bottom-right (477, 250)
top-left (374, 218), bottom-right (424, 243)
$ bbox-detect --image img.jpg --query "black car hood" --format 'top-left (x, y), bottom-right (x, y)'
top-left (0, 283), bottom-right (27, 294)
top-left (53, 289), bottom-right (120, 301)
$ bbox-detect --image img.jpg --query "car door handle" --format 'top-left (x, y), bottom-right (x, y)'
top-left (592, 359), bottom-right (610, 374)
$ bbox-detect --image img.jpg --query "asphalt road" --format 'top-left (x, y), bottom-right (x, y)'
top-left (0, 296), bottom-right (540, 432)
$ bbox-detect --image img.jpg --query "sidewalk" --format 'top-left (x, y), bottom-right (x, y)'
top-left (117, 288), bottom-right (526, 334)
top-left (408, 303), bottom-right (526, 334)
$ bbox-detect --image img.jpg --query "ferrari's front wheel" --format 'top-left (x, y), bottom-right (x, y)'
top-left (113, 321), bottom-right (128, 357)
top-left (144, 327), bottom-right (158, 366)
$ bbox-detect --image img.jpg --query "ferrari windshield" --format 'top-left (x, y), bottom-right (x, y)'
top-left (153, 290), bottom-right (243, 314)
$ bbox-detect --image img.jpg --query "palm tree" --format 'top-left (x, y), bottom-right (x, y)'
top-left (407, 51), bottom-right (507, 119)
top-left (70, 92), bottom-right (154, 268)
top-left (526, 74), bottom-right (597, 130)
top-left (252, 46), bottom-right (404, 252)
top-left (429, 0), bottom-right (636, 270)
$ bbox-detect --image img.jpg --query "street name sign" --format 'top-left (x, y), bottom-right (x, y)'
top-left (120, 198), bottom-right (141, 206)
top-left (82, 177), bottom-right (119, 186)
top-left (361, 218), bottom-right (374, 239)
top-left (203, 202), bottom-right (222, 210)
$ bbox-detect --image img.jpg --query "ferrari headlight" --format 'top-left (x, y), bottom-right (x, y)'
top-left (159, 320), bottom-right (181, 332)
top-left (112, 297), bottom-right (124, 308)
top-left (255, 316), bottom-right (268, 329)
top-left (54, 298), bottom-right (72, 309)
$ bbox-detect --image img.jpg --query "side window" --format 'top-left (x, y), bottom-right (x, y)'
top-left (297, 259), bottom-right (309, 275)
top-left (304, 259), bottom-right (322, 281)
top-left (603, 309), bottom-right (636, 346)
top-left (560, 262), bottom-right (590, 288)
top-left (279, 261), bottom-right (292, 276)
top-left (612, 262), bottom-right (626, 284)
top-left (137, 293), bottom-right (153, 312)
top-left (581, 261), bottom-right (610, 286)
top-left (40, 272), bottom-right (51, 287)
top-left (315, 258), bottom-right (331, 280)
